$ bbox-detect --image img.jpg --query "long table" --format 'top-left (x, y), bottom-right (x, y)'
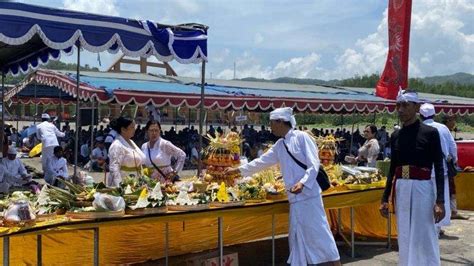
top-left (0, 188), bottom-right (390, 265)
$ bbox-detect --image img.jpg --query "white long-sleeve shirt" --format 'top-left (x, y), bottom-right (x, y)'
top-left (0, 164), bottom-right (10, 193)
top-left (91, 147), bottom-right (108, 162)
top-left (105, 129), bottom-right (118, 144)
top-left (36, 121), bottom-right (65, 147)
top-left (358, 138), bottom-right (380, 167)
top-left (80, 144), bottom-right (90, 158)
top-left (108, 135), bottom-right (146, 187)
top-left (2, 158), bottom-right (28, 186)
top-left (239, 129), bottom-right (321, 204)
top-left (423, 119), bottom-right (458, 176)
top-left (44, 156), bottom-right (69, 185)
top-left (141, 138), bottom-right (186, 177)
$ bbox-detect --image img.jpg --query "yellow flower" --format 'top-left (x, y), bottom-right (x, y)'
top-left (216, 182), bottom-right (229, 202)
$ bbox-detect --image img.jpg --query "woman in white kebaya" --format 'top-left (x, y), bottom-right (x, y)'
top-left (107, 117), bottom-right (146, 187)
top-left (141, 120), bottom-right (186, 184)
top-left (356, 125), bottom-right (380, 167)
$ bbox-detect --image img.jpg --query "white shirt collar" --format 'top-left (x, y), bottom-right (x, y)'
top-left (148, 137), bottom-right (162, 149)
top-left (283, 129), bottom-right (295, 139)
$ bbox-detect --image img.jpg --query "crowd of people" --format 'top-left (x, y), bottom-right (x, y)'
top-left (0, 91), bottom-right (468, 265)
top-left (3, 109), bottom-right (458, 180)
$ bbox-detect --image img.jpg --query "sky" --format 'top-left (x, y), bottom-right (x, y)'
top-left (18, 0), bottom-right (474, 80)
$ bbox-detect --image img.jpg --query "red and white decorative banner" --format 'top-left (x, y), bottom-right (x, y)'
top-left (376, 0), bottom-right (412, 100)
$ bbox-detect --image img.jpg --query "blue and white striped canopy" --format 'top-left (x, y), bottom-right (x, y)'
top-left (0, 2), bottom-right (208, 76)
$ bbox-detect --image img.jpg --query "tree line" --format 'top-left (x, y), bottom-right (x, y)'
top-left (4, 62), bottom-right (473, 98)
top-left (340, 74), bottom-right (474, 98)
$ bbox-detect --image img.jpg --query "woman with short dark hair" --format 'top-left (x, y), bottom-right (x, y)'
top-left (107, 117), bottom-right (146, 187)
top-left (356, 124), bottom-right (380, 167)
top-left (141, 120), bottom-right (186, 183)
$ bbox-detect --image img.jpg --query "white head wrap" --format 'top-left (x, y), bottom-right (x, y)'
top-left (419, 103), bottom-right (436, 118)
top-left (41, 113), bottom-right (51, 119)
top-left (396, 90), bottom-right (422, 103)
top-left (7, 146), bottom-right (17, 155)
top-left (270, 107), bottom-right (296, 128)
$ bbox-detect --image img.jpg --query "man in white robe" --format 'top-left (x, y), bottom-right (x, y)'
top-left (420, 103), bottom-right (457, 236)
top-left (45, 146), bottom-right (69, 186)
top-left (2, 146), bottom-right (31, 187)
top-left (0, 164), bottom-right (9, 194)
top-left (225, 107), bottom-right (340, 265)
top-left (36, 113), bottom-right (65, 174)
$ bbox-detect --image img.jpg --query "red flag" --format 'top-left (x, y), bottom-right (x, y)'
top-left (376, 0), bottom-right (412, 100)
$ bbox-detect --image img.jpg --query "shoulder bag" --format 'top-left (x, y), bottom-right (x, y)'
top-left (282, 141), bottom-right (330, 191)
top-left (147, 144), bottom-right (180, 183)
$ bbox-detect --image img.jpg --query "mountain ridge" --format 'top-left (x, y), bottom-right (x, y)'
top-left (239, 72), bottom-right (474, 86)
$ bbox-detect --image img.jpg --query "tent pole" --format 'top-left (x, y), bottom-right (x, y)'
top-left (16, 95), bottom-right (19, 141)
top-left (198, 61), bottom-right (206, 177)
top-left (74, 44), bottom-right (81, 178)
top-left (1, 72), bottom-right (4, 158)
top-left (340, 114), bottom-right (344, 131)
top-left (34, 82), bottom-right (37, 125)
top-left (188, 108), bottom-right (191, 128)
top-left (349, 114), bottom-right (356, 156)
top-left (58, 88), bottom-right (62, 129)
top-left (91, 98), bottom-right (95, 151)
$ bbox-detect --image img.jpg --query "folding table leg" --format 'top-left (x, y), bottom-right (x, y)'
top-left (272, 213), bottom-right (275, 266)
top-left (218, 217), bottom-right (223, 266)
top-left (165, 222), bottom-right (169, 266)
top-left (350, 207), bottom-right (355, 258)
top-left (94, 228), bottom-right (99, 266)
top-left (37, 235), bottom-right (42, 266)
top-left (3, 236), bottom-right (10, 266)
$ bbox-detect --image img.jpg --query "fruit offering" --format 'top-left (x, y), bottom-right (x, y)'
top-left (305, 132), bottom-right (343, 166)
top-left (205, 132), bottom-right (244, 185)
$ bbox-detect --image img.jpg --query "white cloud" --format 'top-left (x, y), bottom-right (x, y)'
top-left (48, 0), bottom-right (472, 80)
top-left (254, 33), bottom-right (264, 45)
top-left (63, 0), bottom-right (119, 16)
top-left (215, 1), bottom-right (473, 81)
top-left (212, 48), bottom-right (230, 64)
top-left (173, 0), bottom-right (201, 14)
top-left (329, 0), bottom-right (474, 79)
top-left (217, 52), bottom-right (272, 79)
top-left (216, 52), bottom-right (322, 80)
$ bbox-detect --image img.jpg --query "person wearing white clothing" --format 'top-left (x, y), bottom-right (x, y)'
top-left (36, 113), bottom-right (65, 174)
top-left (350, 124), bottom-right (380, 167)
top-left (145, 104), bottom-right (161, 123)
top-left (2, 146), bottom-right (31, 187)
top-left (420, 103), bottom-right (457, 236)
top-left (105, 128), bottom-right (118, 151)
top-left (225, 107), bottom-right (340, 266)
top-left (108, 117), bottom-right (146, 187)
top-left (91, 137), bottom-right (108, 171)
top-left (44, 146), bottom-right (69, 186)
top-left (0, 164), bottom-right (10, 193)
top-left (141, 120), bottom-right (186, 183)
top-left (80, 141), bottom-right (90, 162)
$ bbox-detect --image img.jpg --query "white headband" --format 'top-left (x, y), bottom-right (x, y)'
top-left (396, 89), bottom-right (422, 103)
top-left (270, 107), bottom-right (296, 128)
